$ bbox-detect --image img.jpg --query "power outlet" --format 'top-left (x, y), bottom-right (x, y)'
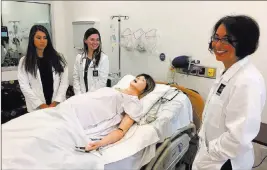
top-left (198, 66), bottom-right (205, 77)
top-left (205, 67), bottom-right (217, 79)
top-left (175, 65), bottom-right (217, 79)
top-left (190, 69), bottom-right (197, 76)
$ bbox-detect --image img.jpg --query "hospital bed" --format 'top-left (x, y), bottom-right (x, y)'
top-left (144, 82), bottom-right (204, 170)
top-left (2, 77), bottom-right (204, 170)
top-left (105, 80), bottom-right (205, 170)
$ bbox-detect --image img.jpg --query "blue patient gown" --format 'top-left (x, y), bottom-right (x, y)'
top-left (60, 87), bottom-right (143, 139)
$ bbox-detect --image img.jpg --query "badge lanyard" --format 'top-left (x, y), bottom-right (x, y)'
top-left (81, 56), bottom-right (98, 77)
top-left (91, 60), bottom-right (98, 77)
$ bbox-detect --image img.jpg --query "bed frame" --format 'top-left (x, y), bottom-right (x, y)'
top-left (141, 82), bottom-right (205, 170)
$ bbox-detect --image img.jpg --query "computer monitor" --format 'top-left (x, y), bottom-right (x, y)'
top-left (1, 26), bottom-right (9, 44)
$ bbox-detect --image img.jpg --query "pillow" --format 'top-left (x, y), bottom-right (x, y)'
top-left (112, 75), bottom-right (135, 89)
top-left (140, 84), bottom-right (170, 114)
top-left (113, 74), bottom-right (171, 116)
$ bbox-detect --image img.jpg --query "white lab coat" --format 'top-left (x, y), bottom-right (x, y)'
top-left (193, 57), bottom-right (266, 170)
top-left (18, 56), bottom-right (69, 112)
top-left (73, 52), bottom-right (109, 95)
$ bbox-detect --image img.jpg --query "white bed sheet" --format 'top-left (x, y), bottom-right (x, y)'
top-left (105, 89), bottom-right (193, 169)
top-left (2, 105), bottom-right (160, 170)
top-left (152, 88), bottom-right (193, 142)
top-left (2, 88), bottom-right (192, 170)
top-left (2, 107), bottom-right (105, 170)
top-left (97, 123), bottom-right (159, 164)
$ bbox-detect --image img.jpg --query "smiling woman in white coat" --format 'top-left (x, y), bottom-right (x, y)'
top-left (18, 25), bottom-right (69, 112)
top-left (192, 15), bottom-right (266, 170)
top-left (73, 28), bottom-right (109, 95)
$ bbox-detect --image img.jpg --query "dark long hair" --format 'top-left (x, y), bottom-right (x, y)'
top-left (83, 28), bottom-right (102, 66)
top-left (208, 15), bottom-right (260, 59)
top-left (23, 25), bottom-right (67, 77)
top-left (136, 73), bottom-right (156, 98)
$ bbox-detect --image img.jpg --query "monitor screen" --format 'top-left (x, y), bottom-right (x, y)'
top-left (1, 32), bottom-right (8, 37)
top-left (1, 26), bottom-right (8, 37)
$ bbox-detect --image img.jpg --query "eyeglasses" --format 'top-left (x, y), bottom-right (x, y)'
top-left (211, 35), bottom-right (237, 45)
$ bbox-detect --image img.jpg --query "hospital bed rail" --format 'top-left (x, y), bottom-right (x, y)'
top-left (143, 123), bottom-right (196, 170)
top-left (142, 82), bottom-right (204, 170)
top-left (155, 81), bottom-right (204, 131)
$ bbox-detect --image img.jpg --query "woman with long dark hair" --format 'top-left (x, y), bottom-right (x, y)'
top-left (18, 25), bottom-right (69, 112)
top-left (73, 28), bottom-right (109, 95)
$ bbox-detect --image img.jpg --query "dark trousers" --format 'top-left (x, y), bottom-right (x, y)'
top-left (221, 159), bottom-right (232, 170)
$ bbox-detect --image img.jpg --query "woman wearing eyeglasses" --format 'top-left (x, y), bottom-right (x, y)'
top-left (73, 28), bottom-right (109, 95)
top-left (192, 15), bottom-right (266, 170)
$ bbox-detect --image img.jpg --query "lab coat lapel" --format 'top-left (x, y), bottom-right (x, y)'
top-left (52, 67), bottom-right (56, 80)
top-left (52, 67), bottom-right (57, 96)
top-left (221, 57), bottom-right (249, 82)
top-left (89, 58), bottom-right (95, 69)
top-left (81, 54), bottom-right (87, 78)
top-left (79, 54), bottom-right (87, 93)
top-left (201, 72), bottom-right (222, 121)
top-left (200, 70), bottom-right (225, 139)
top-left (206, 58), bottom-right (249, 107)
top-left (36, 69), bottom-right (46, 102)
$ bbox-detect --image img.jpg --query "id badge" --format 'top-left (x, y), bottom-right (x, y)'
top-left (93, 70), bottom-right (98, 77)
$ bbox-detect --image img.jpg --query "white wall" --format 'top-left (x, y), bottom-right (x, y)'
top-left (63, 1), bottom-right (267, 123)
top-left (2, 1), bottom-right (267, 123)
top-left (50, 1), bottom-right (68, 59)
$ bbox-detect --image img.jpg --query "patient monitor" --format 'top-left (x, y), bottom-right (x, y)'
top-left (1, 26), bottom-right (9, 44)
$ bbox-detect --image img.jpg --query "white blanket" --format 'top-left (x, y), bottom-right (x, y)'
top-left (151, 87), bottom-right (193, 142)
top-left (2, 107), bottom-right (104, 170)
top-left (2, 105), bottom-right (160, 169)
top-left (2, 75), bottom-right (168, 169)
top-left (105, 88), bottom-right (193, 169)
top-left (98, 124), bottom-right (159, 164)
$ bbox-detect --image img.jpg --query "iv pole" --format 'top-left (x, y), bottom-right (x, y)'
top-left (111, 15), bottom-right (129, 77)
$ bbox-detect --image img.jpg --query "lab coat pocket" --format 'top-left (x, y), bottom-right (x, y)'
top-left (28, 74), bottom-right (39, 88)
top-left (53, 73), bottom-right (59, 91)
top-left (195, 146), bottom-right (214, 170)
top-left (206, 96), bottom-right (223, 128)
